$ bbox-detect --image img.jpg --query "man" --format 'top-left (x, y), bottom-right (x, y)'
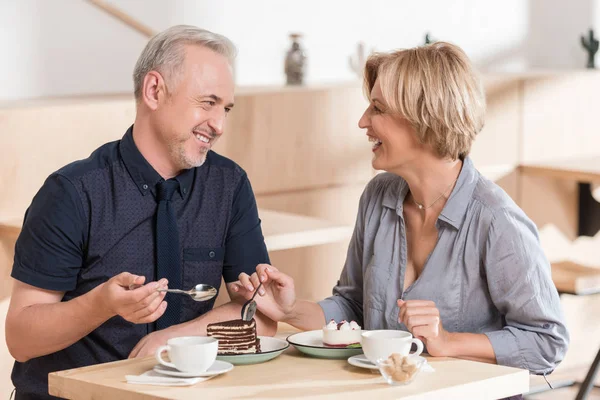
top-left (6, 25), bottom-right (276, 399)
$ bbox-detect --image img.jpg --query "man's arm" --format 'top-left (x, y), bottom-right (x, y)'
top-left (6, 281), bottom-right (103, 362)
top-left (6, 274), bottom-right (168, 362)
top-left (5, 174), bottom-right (169, 362)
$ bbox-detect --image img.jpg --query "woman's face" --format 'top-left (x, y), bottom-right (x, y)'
top-left (358, 79), bottom-right (425, 173)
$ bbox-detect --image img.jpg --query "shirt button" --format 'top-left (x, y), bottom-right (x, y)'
top-left (209, 251), bottom-right (215, 258)
top-left (142, 184), bottom-right (148, 190)
top-left (183, 188), bottom-right (187, 194)
top-left (543, 323), bottom-right (551, 329)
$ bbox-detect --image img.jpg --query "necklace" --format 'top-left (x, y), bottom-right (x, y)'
top-left (411, 176), bottom-right (459, 211)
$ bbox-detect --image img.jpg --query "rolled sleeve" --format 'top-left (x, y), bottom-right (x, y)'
top-left (223, 174), bottom-right (270, 282)
top-left (11, 174), bottom-right (86, 291)
top-left (484, 208), bottom-right (570, 374)
top-left (318, 187), bottom-right (368, 325)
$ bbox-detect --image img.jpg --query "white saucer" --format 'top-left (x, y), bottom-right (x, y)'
top-left (153, 360), bottom-right (234, 378)
top-left (347, 354), bottom-right (379, 370)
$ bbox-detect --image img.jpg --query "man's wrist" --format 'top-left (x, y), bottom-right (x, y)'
top-left (86, 284), bottom-right (115, 323)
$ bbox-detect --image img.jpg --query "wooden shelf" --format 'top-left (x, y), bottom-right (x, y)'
top-left (260, 209), bottom-right (353, 252)
top-left (0, 219), bottom-right (21, 239)
top-left (478, 164), bottom-right (516, 182)
top-left (0, 211), bottom-right (352, 252)
top-left (7, 69), bottom-right (599, 109)
top-left (520, 156), bottom-right (600, 183)
top-left (551, 261), bottom-right (600, 295)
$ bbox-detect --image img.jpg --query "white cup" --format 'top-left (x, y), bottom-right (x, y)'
top-left (155, 336), bottom-right (218, 373)
top-left (361, 330), bottom-right (424, 364)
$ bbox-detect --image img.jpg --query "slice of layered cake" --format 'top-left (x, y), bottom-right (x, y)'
top-left (207, 318), bottom-right (261, 354)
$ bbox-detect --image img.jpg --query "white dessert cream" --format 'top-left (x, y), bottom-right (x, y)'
top-left (322, 319), bottom-right (362, 347)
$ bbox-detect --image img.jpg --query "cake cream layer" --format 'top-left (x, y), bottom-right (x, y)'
top-left (207, 318), bottom-right (260, 354)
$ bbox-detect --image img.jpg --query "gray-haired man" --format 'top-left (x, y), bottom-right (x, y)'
top-left (6, 25), bottom-right (276, 399)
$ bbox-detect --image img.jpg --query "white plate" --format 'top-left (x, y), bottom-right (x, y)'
top-left (348, 354), bottom-right (428, 370)
top-left (153, 360), bottom-right (233, 378)
top-left (216, 336), bottom-right (289, 365)
top-left (347, 354), bottom-right (379, 370)
top-left (287, 330), bottom-right (363, 359)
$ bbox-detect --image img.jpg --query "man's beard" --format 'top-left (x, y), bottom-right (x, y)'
top-left (177, 145), bottom-right (208, 169)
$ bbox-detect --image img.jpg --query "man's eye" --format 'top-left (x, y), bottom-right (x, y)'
top-left (225, 107), bottom-right (231, 113)
top-left (204, 101), bottom-right (216, 106)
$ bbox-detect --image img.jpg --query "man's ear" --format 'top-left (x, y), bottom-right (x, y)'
top-left (141, 71), bottom-right (167, 111)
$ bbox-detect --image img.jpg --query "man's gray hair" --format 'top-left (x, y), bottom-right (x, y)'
top-left (133, 25), bottom-right (237, 101)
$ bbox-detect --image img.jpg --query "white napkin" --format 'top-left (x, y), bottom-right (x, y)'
top-left (421, 362), bottom-right (435, 373)
top-left (126, 370), bottom-right (214, 386)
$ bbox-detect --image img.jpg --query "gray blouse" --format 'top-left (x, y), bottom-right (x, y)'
top-left (318, 157), bottom-right (569, 374)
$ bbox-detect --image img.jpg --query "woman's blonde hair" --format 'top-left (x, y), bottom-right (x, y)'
top-left (364, 42), bottom-right (485, 160)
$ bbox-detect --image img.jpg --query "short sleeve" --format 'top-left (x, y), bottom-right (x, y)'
top-left (222, 174), bottom-right (270, 282)
top-left (11, 174), bottom-right (86, 291)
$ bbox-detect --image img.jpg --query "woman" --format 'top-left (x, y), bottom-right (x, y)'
top-left (233, 42), bottom-right (569, 376)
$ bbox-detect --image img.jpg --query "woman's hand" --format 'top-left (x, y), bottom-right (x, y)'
top-left (231, 264), bottom-right (297, 322)
top-left (397, 299), bottom-right (451, 356)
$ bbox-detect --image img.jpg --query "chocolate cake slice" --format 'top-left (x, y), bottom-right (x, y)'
top-left (207, 318), bottom-right (261, 354)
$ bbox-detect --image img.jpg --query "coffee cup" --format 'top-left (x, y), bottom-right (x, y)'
top-left (361, 330), bottom-right (423, 364)
top-left (155, 336), bottom-right (218, 373)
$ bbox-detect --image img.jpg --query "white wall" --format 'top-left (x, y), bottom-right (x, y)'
top-left (0, 0), bottom-right (598, 101)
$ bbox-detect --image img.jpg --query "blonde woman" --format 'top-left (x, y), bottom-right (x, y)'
top-left (233, 42), bottom-right (569, 379)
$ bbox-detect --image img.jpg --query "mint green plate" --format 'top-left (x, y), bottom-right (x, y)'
top-left (286, 330), bottom-right (363, 359)
top-left (216, 336), bottom-right (289, 365)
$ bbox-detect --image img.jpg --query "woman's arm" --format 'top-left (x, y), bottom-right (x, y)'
top-left (398, 299), bottom-right (496, 363)
top-left (482, 208), bottom-right (569, 373)
top-left (317, 183), bottom-right (371, 325)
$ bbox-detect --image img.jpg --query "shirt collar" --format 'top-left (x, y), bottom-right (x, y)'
top-left (119, 125), bottom-right (195, 198)
top-left (381, 157), bottom-right (478, 229)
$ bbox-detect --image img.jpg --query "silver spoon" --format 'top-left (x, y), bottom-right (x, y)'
top-left (157, 284), bottom-right (218, 302)
top-left (241, 282), bottom-right (262, 321)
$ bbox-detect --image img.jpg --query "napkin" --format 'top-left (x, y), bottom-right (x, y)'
top-left (422, 362), bottom-right (435, 373)
top-left (125, 370), bottom-right (214, 386)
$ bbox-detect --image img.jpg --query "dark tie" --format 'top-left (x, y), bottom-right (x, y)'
top-left (155, 179), bottom-right (181, 330)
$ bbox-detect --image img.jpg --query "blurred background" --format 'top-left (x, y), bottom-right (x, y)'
top-left (0, 0), bottom-right (598, 99)
top-left (2, 1), bottom-right (600, 398)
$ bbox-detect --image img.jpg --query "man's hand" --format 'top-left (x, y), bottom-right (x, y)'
top-left (98, 272), bottom-right (169, 324)
top-left (128, 328), bottom-right (180, 358)
top-left (231, 264), bottom-right (297, 322)
top-left (397, 299), bottom-right (451, 356)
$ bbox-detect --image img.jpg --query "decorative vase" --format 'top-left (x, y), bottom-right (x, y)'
top-left (284, 33), bottom-right (307, 85)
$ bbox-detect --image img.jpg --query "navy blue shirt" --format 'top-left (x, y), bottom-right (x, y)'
top-left (11, 127), bottom-right (270, 399)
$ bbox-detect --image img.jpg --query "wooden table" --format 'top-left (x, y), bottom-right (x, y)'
top-left (48, 348), bottom-right (528, 400)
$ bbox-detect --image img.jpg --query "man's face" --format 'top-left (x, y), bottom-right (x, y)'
top-left (153, 45), bottom-right (235, 170)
